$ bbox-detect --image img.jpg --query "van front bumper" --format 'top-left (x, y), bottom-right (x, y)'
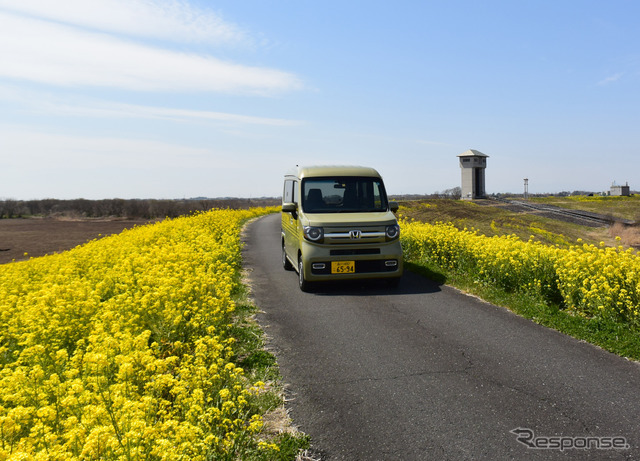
top-left (301, 240), bottom-right (403, 282)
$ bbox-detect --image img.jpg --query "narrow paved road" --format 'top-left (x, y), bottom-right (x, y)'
top-left (243, 214), bottom-right (640, 460)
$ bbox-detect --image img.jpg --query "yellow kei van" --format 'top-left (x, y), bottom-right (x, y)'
top-left (281, 165), bottom-right (403, 291)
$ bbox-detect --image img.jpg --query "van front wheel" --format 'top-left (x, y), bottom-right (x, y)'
top-left (298, 257), bottom-right (311, 292)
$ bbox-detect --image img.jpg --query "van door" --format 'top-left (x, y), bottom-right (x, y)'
top-left (281, 178), bottom-right (299, 262)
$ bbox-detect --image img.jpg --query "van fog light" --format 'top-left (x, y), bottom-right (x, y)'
top-left (385, 260), bottom-right (398, 267)
top-left (312, 263), bottom-right (326, 270)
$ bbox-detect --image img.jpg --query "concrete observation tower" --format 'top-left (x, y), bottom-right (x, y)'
top-left (458, 149), bottom-right (488, 200)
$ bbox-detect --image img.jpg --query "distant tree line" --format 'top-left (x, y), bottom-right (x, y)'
top-left (391, 187), bottom-right (462, 201)
top-left (0, 198), bottom-right (280, 219)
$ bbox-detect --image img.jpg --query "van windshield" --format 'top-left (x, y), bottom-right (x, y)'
top-left (301, 176), bottom-right (389, 213)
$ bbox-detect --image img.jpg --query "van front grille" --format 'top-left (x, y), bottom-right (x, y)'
top-left (330, 249), bottom-right (381, 256)
top-left (323, 228), bottom-right (387, 244)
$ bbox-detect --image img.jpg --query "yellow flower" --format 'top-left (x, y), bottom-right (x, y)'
top-left (0, 207), bottom-right (287, 459)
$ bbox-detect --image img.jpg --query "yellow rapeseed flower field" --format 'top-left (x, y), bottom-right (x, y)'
top-left (0, 208), bottom-right (281, 460)
top-left (401, 220), bottom-right (640, 325)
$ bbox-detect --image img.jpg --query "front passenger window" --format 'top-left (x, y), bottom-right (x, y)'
top-left (283, 180), bottom-right (295, 203)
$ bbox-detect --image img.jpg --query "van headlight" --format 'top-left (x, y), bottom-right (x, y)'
top-left (385, 224), bottom-right (400, 240)
top-left (303, 226), bottom-right (324, 243)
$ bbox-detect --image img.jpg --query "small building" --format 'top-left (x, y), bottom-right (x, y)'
top-left (458, 149), bottom-right (488, 200)
top-left (610, 182), bottom-right (630, 196)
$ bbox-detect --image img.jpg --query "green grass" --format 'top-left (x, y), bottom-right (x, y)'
top-left (405, 259), bottom-right (640, 360)
top-left (231, 281), bottom-right (311, 459)
top-left (400, 199), bottom-right (640, 361)
top-left (530, 194), bottom-right (640, 222)
top-left (397, 198), bottom-right (615, 248)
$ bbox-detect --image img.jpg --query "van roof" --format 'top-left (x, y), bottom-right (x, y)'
top-left (286, 165), bottom-right (381, 179)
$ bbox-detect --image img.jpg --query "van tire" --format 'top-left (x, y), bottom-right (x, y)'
top-left (282, 243), bottom-right (294, 271)
top-left (298, 257), bottom-right (312, 292)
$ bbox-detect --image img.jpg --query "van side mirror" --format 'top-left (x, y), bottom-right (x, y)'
top-left (282, 202), bottom-right (298, 219)
top-left (282, 202), bottom-right (297, 213)
top-left (389, 201), bottom-right (399, 212)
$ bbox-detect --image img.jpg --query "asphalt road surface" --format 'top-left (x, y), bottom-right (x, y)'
top-left (242, 214), bottom-right (640, 460)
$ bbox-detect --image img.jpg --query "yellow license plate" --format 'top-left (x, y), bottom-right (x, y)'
top-left (331, 261), bottom-right (355, 274)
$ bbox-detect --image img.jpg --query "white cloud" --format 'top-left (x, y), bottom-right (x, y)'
top-left (54, 102), bottom-right (303, 126)
top-left (0, 84), bottom-right (303, 126)
top-left (0, 0), bottom-right (244, 44)
top-left (0, 10), bottom-right (302, 93)
top-left (597, 73), bottom-right (623, 86)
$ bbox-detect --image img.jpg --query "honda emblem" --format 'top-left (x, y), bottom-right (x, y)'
top-left (349, 230), bottom-right (362, 239)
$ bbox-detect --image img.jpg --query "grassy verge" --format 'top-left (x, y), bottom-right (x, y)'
top-left (405, 250), bottom-right (640, 361)
top-left (229, 281), bottom-right (311, 460)
top-left (399, 199), bottom-right (640, 361)
top-left (405, 248), bottom-right (640, 360)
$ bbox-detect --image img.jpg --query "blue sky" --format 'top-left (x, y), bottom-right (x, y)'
top-left (1, 0), bottom-right (638, 199)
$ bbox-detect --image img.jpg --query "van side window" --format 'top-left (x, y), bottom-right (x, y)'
top-left (283, 179), bottom-right (296, 204)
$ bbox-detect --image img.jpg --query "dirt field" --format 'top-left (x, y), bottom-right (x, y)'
top-left (0, 218), bottom-right (156, 264)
